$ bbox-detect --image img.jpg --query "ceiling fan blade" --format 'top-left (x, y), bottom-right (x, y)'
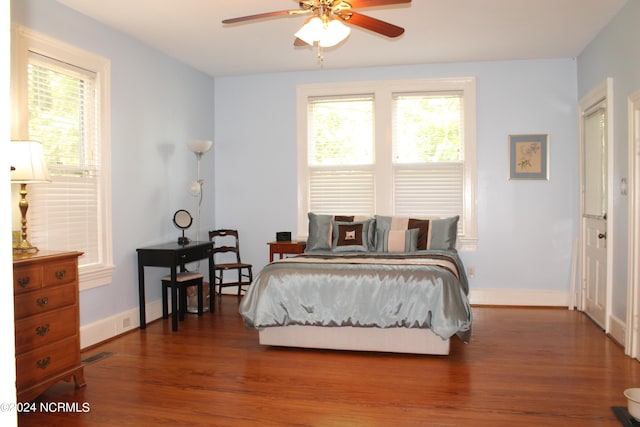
top-left (339, 11), bottom-right (405, 38)
top-left (346, 0), bottom-right (411, 8)
top-left (222, 10), bottom-right (296, 24)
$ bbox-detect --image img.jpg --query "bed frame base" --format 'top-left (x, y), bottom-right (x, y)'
top-left (258, 326), bottom-right (450, 355)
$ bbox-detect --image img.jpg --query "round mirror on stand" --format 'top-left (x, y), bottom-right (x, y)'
top-left (173, 209), bottom-right (193, 245)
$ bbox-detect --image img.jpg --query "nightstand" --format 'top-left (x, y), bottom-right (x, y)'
top-left (267, 241), bottom-right (306, 262)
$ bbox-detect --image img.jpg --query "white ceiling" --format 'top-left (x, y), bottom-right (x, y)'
top-left (56, 0), bottom-right (627, 78)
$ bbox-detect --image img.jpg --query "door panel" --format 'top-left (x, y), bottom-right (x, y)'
top-left (583, 217), bottom-right (606, 328)
top-left (583, 107), bottom-right (607, 217)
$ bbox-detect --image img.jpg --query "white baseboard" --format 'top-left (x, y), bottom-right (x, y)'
top-left (469, 288), bottom-right (570, 307)
top-left (609, 314), bottom-right (626, 346)
top-left (79, 300), bottom-right (164, 349)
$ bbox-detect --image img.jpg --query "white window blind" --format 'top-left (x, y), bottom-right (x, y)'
top-left (309, 169), bottom-right (375, 215)
top-left (393, 164), bottom-right (464, 231)
top-left (27, 53), bottom-right (102, 266)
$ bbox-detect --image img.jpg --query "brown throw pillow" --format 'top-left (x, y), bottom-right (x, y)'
top-left (408, 218), bottom-right (431, 250)
top-left (336, 223), bottom-right (364, 247)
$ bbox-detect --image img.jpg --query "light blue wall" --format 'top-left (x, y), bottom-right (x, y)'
top-left (17, 0), bottom-right (631, 332)
top-left (577, 0), bottom-right (640, 319)
top-left (11, 0), bottom-right (216, 326)
top-left (215, 59), bottom-right (580, 293)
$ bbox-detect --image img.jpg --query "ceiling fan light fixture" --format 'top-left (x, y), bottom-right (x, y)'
top-left (319, 19), bottom-right (350, 47)
top-left (294, 17), bottom-right (324, 46)
top-left (294, 16), bottom-right (350, 47)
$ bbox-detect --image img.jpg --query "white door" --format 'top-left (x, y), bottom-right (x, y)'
top-left (626, 91), bottom-right (640, 358)
top-left (581, 97), bottom-right (608, 329)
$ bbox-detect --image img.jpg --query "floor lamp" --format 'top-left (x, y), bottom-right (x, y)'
top-left (186, 139), bottom-right (213, 312)
top-left (186, 139), bottom-right (213, 242)
top-left (10, 140), bottom-right (51, 253)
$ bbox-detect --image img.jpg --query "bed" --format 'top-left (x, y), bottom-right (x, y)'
top-left (238, 214), bottom-right (472, 355)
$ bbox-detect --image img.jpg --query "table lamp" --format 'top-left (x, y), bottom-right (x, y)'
top-left (10, 140), bottom-right (51, 253)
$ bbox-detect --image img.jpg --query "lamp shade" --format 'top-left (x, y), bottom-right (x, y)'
top-left (295, 17), bottom-right (325, 46)
top-left (9, 140), bottom-right (51, 183)
top-left (295, 17), bottom-right (350, 48)
top-left (319, 19), bottom-right (351, 47)
top-left (186, 139), bottom-right (213, 155)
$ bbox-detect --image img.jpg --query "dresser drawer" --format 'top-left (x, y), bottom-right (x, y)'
top-left (16, 335), bottom-right (80, 390)
top-left (13, 284), bottom-right (77, 320)
top-left (43, 259), bottom-right (77, 287)
top-left (13, 265), bottom-right (43, 294)
top-left (15, 307), bottom-right (78, 354)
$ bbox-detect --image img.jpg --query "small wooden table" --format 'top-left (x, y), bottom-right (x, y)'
top-left (136, 241), bottom-right (214, 330)
top-left (267, 241), bottom-right (306, 262)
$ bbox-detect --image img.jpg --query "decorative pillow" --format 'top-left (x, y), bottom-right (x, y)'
top-left (331, 221), bottom-right (370, 252)
top-left (306, 213), bottom-right (333, 251)
top-left (430, 215), bottom-right (459, 250)
top-left (375, 215), bottom-right (459, 251)
top-left (306, 213), bottom-right (375, 251)
top-left (408, 218), bottom-right (431, 250)
top-left (375, 227), bottom-right (419, 252)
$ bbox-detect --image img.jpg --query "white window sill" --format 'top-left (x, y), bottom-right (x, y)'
top-left (79, 263), bottom-right (116, 291)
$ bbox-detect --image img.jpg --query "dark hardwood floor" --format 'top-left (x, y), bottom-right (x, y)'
top-left (17, 296), bottom-right (640, 426)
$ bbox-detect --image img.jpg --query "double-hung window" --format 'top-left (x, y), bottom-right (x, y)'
top-left (11, 25), bottom-right (114, 289)
top-left (307, 94), bottom-right (375, 215)
top-left (297, 78), bottom-right (477, 249)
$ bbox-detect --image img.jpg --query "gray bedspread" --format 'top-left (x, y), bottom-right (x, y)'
top-left (238, 250), bottom-right (472, 343)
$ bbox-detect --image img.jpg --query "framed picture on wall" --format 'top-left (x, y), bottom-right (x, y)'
top-left (509, 134), bottom-right (549, 180)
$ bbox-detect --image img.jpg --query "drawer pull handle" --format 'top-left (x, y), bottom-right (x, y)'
top-left (36, 297), bottom-right (49, 307)
top-left (36, 356), bottom-right (51, 370)
top-left (55, 270), bottom-right (67, 280)
top-left (17, 277), bottom-right (31, 287)
top-left (36, 324), bottom-right (50, 336)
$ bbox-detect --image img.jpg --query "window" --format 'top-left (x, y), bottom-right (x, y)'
top-left (297, 78), bottom-right (477, 249)
top-left (307, 95), bottom-right (375, 215)
top-left (12, 25), bottom-right (114, 289)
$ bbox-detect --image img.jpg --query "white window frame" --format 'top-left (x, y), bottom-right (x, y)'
top-left (11, 25), bottom-right (114, 290)
top-left (297, 77), bottom-right (478, 250)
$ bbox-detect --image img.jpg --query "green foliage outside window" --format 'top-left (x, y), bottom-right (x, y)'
top-left (28, 63), bottom-right (90, 174)
top-left (308, 98), bottom-right (373, 166)
top-left (308, 95), bottom-right (461, 167)
top-left (393, 95), bottom-right (462, 163)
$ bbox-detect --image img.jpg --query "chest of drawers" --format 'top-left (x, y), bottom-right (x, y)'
top-left (13, 251), bottom-right (85, 402)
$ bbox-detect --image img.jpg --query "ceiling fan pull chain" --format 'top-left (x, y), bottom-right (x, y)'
top-left (316, 45), bottom-right (324, 63)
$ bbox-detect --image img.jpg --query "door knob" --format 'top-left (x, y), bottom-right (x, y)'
top-left (598, 232), bottom-right (607, 239)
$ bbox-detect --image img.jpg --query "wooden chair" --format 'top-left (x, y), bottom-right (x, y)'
top-left (161, 271), bottom-right (204, 332)
top-left (208, 229), bottom-right (253, 297)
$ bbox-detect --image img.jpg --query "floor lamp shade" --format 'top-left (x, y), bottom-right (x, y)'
top-left (186, 139), bottom-right (213, 157)
top-left (10, 140), bottom-right (51, 252)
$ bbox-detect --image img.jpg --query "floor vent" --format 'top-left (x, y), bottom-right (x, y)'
top-left (82, 351), bottom-right (114, 365)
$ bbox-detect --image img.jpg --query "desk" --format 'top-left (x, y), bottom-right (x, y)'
top-left (137, 241), bottom-right (214, 330)
top-left (267, 241), bottom-right (306, 262)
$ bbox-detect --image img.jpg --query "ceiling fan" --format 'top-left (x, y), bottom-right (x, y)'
top-left (222, 0), bottom-right (411, 48)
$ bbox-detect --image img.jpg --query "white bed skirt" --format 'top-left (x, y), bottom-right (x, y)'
top-left (258, 325), bottom-right (450, 355)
